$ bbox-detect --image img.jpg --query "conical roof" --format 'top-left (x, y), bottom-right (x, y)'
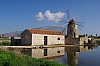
top-left (68, 19), bottom-right (76, 24)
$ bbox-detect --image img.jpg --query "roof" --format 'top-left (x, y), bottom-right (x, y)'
top-left (11, 37), bottom-right (21, 39)
top-left (26, 29), bottom-right (64, 35)
top-left (68, 19), bottom-right (76, 24)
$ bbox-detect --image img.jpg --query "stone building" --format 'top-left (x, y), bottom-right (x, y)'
top-left (21, 29), bottom-right (65, 46)
top-left (66, 19), bottom-right (79, 45)
top-left (0, 34), bottom-right (4, 38)
top-left (67, 19), bottom-right (79, 38)
top-left (11, 37), bottom-right (21, 46)
top-left (66, 19), bottom-right (92, 45)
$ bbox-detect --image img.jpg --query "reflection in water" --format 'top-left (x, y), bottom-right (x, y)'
top-left (67, 46), bottom-right (79, 66)
top-left (22, 47), bottom-right (65, 59)
top-left (66, 45), bottom-right (96, 66)
top-left (67, 52), bottom-right (78, 66)
top-left (21, 45), bottom-right (97, 66)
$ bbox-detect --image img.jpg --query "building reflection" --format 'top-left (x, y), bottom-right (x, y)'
top-left (22, 47), bottom-right (65, 59)
top-left (21, 45), bottom-right (96, 66)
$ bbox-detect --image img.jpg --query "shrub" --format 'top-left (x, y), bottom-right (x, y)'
top-left (0, 41), bottom-right (11, 46)
top-left (95, 40), bottom-right (100, 45)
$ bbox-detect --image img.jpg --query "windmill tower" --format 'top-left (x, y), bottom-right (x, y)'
top-left (67, 19), bottom-right (79, 38)
top-left (66, 19), bottom-right (79, 45)
top-left (59, 18), bottom-right (83, 45)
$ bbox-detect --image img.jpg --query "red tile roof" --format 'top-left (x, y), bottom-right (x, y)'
top-left (26, 29), bottom-right (64, 35)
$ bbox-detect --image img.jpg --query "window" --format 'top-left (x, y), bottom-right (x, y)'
top-left (57, 50), bottom-right (60, 53)
top-left (57, 38), bottom-right (60, 40)
top-left (74, 33), bottom-right (76, 38)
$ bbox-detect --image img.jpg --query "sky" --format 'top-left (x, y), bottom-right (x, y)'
top-left (0, 0), bottom-right (100, 36)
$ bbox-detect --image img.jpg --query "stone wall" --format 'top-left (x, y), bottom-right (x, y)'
top-left (32, 34), bottom-right (65, 46)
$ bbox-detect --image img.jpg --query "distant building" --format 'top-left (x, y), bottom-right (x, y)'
top-left (0, 34), bottom-right (4, 38)
top-left (21, 29), bottom-right (65, 46)
top-left (11, 37), bottom-right (21, 46)
top-left (79, 34), bottom-right (92, 45)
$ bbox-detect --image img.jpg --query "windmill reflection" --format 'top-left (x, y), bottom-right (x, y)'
top-left (66, 45), bottom-right (96, 66)
top-left (66, 46), bottom-right (79, 66)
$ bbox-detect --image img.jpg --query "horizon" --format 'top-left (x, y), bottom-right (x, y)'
top-left (0, 0), bottom-right (100, 36)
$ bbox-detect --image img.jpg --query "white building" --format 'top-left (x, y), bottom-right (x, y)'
top-left (21, 29), bottom-right (65, 46)
top-left (79, 35), bottom-right (92, 45)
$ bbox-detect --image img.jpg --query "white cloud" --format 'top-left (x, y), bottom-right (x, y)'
top-left (36, 12), bottom-right (44, 21)
top-left (36, 10), bottom-right (66, 22)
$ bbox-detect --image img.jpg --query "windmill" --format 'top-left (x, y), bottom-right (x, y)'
top-left (58, 10), bottom-right (84, 45)
top-left (58, 10), bottom-right (84, 38)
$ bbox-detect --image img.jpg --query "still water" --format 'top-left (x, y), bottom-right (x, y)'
top-left (22, 45), bottom-right (100, 66)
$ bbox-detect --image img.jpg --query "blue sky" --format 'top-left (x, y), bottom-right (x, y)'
top-left (0, 0), bottom-right (100, 36)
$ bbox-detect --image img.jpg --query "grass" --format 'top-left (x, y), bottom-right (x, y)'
top-left (0, 50), bottom-right (65, 66)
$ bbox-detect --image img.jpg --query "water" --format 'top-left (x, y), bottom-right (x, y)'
top-left (78, 46), bottom-right (100, 66)
top-left (21, 45), bottom-right (100, 66)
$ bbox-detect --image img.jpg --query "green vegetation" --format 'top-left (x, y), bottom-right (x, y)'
top-left (95, 40), bottom-right (100, 45)
top-left (0, 41), bottom-right (11, 46)
top-left (0, 38), bottom-right (10, 40)
top-left (0, 38), bottom-right (11, 46)
top-left (0, 50), bottom-right (65, 66)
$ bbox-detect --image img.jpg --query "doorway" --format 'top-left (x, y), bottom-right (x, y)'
top-left (44, 36), bottom-right (47, 45)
